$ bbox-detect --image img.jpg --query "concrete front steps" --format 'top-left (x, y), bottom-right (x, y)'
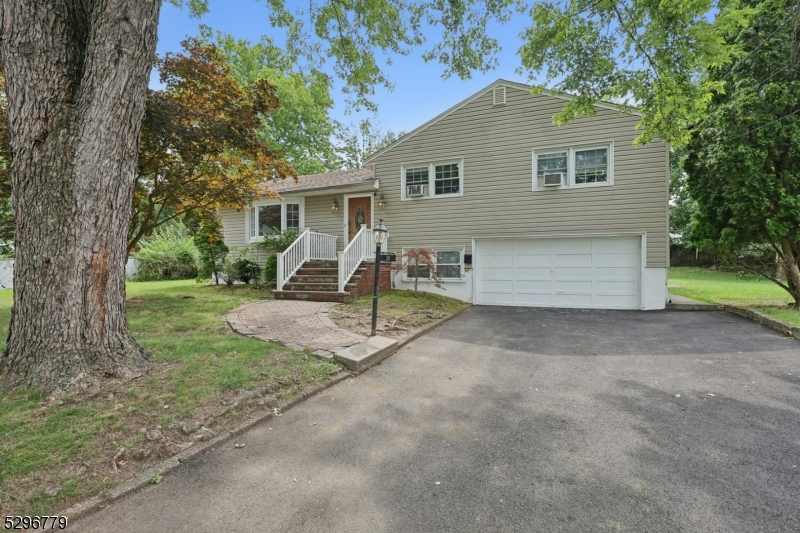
top-left (273, 260), bottom-right (369, 302)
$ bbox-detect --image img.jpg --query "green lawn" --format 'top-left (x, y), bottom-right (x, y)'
top-left (669, 267), bottom-right (799, 326)
top-left (0, 280), bottom-right (341, 516)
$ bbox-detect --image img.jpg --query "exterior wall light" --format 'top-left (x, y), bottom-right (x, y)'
top-left (331, 199), bottom-right (339, 213)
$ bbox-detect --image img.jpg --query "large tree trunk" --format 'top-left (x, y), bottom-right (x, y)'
top-left (0, 1), bottom-right (161, 392)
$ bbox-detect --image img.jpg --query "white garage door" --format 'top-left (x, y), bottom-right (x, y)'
top-left (475, 236), bottom-right (641, 309)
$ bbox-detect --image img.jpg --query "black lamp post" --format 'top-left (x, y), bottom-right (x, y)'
top-left (371, 218), bottom-right (388, 336)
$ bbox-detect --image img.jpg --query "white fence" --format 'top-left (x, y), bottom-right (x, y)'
top-left (0, 257), bottom-right (140, 289)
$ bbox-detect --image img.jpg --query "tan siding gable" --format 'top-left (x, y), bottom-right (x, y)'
top-left (370, 84), bottom-right (669, 268)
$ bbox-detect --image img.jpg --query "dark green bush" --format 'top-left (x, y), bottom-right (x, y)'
top-left (231, 250), bottom-right (260, 284)
top-left (262, 254), bottom-right (278, 286)
top-left (217, 248), bottom-right (261, 285)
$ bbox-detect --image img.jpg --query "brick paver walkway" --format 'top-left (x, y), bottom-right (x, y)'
top-left (226, 300), bottom-right (365, 356)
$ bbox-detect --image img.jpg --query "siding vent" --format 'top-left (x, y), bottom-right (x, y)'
top-left (493, 86), bottom-right (506, 106)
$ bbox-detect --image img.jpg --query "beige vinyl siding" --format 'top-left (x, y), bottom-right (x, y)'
top-left (219, 206), bottom-right (247, 249)
top-left (218, 206), bottom-right (270, 263)
top-left (370, 86), bottom-right (669, 268)
top-left (303, 194), bottom-right (347, 252)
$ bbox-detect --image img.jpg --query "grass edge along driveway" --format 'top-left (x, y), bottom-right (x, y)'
top-left (0, 280), bottom-right (341, 517)
top-left (669, 266), bottom-right (800, 326)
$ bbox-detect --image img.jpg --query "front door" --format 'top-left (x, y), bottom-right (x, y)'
top-left (347, 196), bottom-right (372, 242)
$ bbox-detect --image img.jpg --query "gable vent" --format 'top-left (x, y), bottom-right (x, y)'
top-left (493, 86), bottom-right (506, 106)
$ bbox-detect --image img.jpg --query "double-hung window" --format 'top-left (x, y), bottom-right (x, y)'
top-left (533, 143), bottom-right (613, 189)
top-left (247, 199), bottom-right (303, 242)
top-left (434, 164), bottom-right (460, 195)
top-left (402, 247), bottom-right (465, 281)
top-left (402, 160), bottom-right (463, 199)
top-left (574, 148), bottom-right (608, 184)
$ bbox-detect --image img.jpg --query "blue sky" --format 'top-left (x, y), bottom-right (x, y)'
top-left (156, 0), bottom-right (542, 134)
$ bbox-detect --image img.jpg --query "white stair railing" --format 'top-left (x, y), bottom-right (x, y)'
top-left (277, 229), bottom-right (339, 291)
top-left (309, 231), bottom-right (338, 261)
top-left (338, 224), bottom-right (372, 293)
top-left (277, 229), bottom-right (310, 291)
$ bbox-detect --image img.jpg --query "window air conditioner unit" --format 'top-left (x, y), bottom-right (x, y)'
top-left (406, 184), bottom-right (427, 197)
top-left (542, 173), bottom-right (564, 187)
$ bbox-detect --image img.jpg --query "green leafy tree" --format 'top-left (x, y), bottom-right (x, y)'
top-left (669, 147), bottom-right (698, 246)
top-left (335, 119), bottom-right (405, 170)
top-left (202, 29), bottom-right (340, 175)
top-left (131, 38), bottom-right (295, 254)
top-left (518, 0), bottom-right (755, 145)
top-left (193, 227), bottom-right (229, 284)
top-left (685, 0), bottom-right (800, 305)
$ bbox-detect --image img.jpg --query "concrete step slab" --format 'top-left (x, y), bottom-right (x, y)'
top-left (333, 336), bottom-right (398, 372)
top-left (273, 290), bottom-right (353, 303)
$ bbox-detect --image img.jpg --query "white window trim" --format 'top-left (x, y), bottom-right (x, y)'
top-left (401, 246), bottom-right (466, 283)
top-left (532, 141), bottom-right (614, 191)
top-left (245, 197), bottom-right (305, 244)
top-left (401, 159), bottom-right (464, 200)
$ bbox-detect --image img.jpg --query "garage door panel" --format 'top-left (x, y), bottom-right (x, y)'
top-left (516, 280), bottom-right (551, 291)
top-left (553, 280), bottom-right (593, 292)
top-left (515, 254), bottom-right (551, 267)
top-left (596, 266), bottom-right (638, 280)
top-left (593, 237), bottom-right (638, 252)
top-left (482, 255), bottom-right (514, 267)
top-left (480, 241), bottom-right (514, 254)
top-left (481, 280), bottom-right (514, 292)
top-left (476, 236), bottom-right (640, 310)
top-left (481, 267), bottom-right (514, 280)
top-left (514, 240), bottom-right (551, 253)
top-left (595, 281), bottom-right (638, 294)
top-left (515, 293), bottom-right (552, 305)
top-left (480, 292), bottom-right (515, 305)
top-left (553, 253), bottom-right (592, 267)
top-left (553, 239), bottom-right (592, 253)
top-left (514, 267), bottom-right (551, 279)
top-left (595, 252), bottom-right (639, 267)
top-left (553, 267), bottom-right (593, 280)
top-left (553, 293), bottom-right (594, 306)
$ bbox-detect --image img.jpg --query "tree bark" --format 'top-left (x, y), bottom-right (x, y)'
top-left (0, 1), bottom-right (161, 392)
top-left (780, 240), bottom-right (800, 309)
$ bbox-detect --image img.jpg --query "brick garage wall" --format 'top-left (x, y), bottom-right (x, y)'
top-left (353, 261), bottom-right (393, 296)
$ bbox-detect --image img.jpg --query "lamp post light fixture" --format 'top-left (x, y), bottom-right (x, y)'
top-left (371, 218), bottom-right (389, 336)
top-left (331, 199), bottom-right (339, 213)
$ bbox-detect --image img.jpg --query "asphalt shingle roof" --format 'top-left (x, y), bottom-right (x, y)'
top-left (262, 168), bottom-right (374, 194)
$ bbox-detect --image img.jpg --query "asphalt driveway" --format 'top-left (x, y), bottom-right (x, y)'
top-left (75, 307), bottom-right (800, 533)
